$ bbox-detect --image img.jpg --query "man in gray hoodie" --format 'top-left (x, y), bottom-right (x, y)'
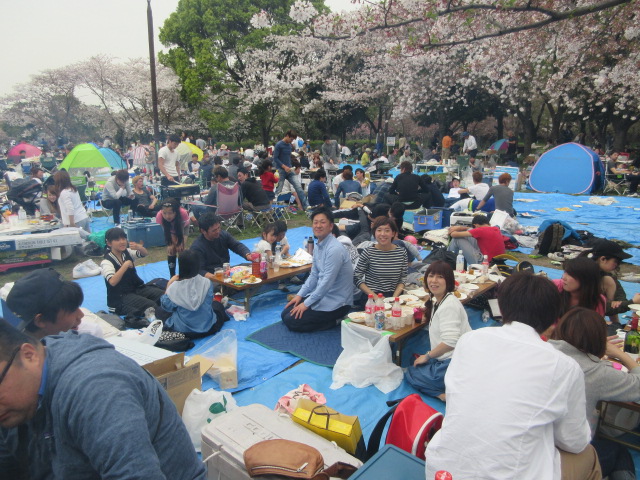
top-left (0, 322), bottom-right (205, 479)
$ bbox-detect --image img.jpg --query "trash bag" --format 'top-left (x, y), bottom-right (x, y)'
top-left (331, 322), bottom-right (403, 394)
top-left (198, 330), bottom-right (238, 390)
top-left (182, 388), bottom-right (237, 452)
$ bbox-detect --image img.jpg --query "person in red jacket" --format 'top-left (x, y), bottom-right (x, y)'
top-left (447, 214), bottom-right (505, 267)
top-left (258, 160), bottom-right (277, 201)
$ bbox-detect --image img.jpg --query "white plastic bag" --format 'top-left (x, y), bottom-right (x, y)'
top-left (181, 388), bottom-right (237, 451)
top-left (331, 322), bottom-right (403, 394)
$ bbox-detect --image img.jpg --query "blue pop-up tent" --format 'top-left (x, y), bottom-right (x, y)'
top-left (529, 143), bottom-right (605, 194)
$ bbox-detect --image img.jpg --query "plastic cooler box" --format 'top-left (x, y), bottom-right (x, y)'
top-left (411, 209), bottom-right (442, 232)
top-left (122, 222), bottom-right (166, 247)
top-left (201, 404), bottom-right (362, 480)
top-left (349, 444), bottom-right (425, 479)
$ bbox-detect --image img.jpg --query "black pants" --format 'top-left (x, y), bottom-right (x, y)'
top-left (117, 285), bottom-right (171, 320)
top-left (591, 436), bottom-right (635, 479)
top-left (628, 174), bottom-right (640, 193)
top-left (136, 204), bottom-right (160, 218)
top-left (102, 197), bottom-right (134, 224)
top-left (281, 302), bottom-right (351, 332)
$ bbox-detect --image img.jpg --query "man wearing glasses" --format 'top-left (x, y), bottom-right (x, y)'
top-left (190, 212), bottom-right (251, 280)
top-left (0, 320), bottom-right (206, 479)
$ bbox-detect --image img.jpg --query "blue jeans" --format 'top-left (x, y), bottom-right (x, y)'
top-left (275, 168), bottom-right (309, 209)
top-left (448, 237), bottom-right (483, 267)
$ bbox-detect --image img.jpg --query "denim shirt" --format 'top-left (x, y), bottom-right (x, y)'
top-left (298, 234), bottom-right (354, 311)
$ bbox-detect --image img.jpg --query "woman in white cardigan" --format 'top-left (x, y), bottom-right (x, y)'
top-left (405, 260), bottom-right (471, 401)
top-left (54, 170), bottom-right (91, 233)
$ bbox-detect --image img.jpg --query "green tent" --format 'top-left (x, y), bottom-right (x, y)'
top-left (59, 143), bottom-right (114, 184)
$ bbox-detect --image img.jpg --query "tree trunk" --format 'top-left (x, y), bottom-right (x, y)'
top-left (516, 101), bottom-right (537, 156)
top-left (611, 115), bottom-right (637, 152)
top-left (495, 110), bottom-right (504, 141)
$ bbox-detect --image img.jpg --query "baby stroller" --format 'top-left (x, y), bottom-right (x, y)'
top-left (7, 178), bottom-right (42, 215)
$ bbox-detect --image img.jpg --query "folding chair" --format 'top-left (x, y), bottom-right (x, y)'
top-left (246, 205), bottom-right (276, 228)
top-left (604, 173), bottom-right (628, 195)
top-left (216, 182), bottom-right (243, 233)
top-left (77, 184), bottom-right (93, 219)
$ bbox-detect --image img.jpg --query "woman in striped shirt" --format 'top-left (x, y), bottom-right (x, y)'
top-left (354, 216), bottom-right (408, 304)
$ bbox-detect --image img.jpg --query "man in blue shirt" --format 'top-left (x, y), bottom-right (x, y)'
top-left (273, 130), bottom-right (309, 209)
top-left (308, 170), bottom-right (332, 208)
top-left (282, 208), bottom-right (353, 332)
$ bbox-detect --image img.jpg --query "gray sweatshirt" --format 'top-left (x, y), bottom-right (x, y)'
top-left (550, 339), bottom-right (640, 435)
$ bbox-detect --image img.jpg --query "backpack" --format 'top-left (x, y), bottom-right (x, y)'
top-left (365, 394), bottom-right (443, 461)
top-left (536, 223), bottom-right (565, 255)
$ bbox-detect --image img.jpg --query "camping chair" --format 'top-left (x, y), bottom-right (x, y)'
top-left (604, 171), bottom-right (628, 195)
top-left (216, 182), bottom-right (243, 233)
top-left (245, 205), bottom-right (276, 228)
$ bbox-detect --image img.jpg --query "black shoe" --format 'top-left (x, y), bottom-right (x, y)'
top-left (124, 316), bottom-right (150, 329)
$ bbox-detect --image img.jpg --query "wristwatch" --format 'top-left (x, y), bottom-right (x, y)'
top-left (425, 351), bottom-right (431, 360)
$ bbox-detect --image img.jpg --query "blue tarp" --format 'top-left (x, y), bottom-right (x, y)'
top-left (530, 143), bottom-right (605, 194)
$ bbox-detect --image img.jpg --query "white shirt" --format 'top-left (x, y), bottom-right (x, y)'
top-left (447, 187), bottom-right (461, 198)
top-left (158, 145), bottom-right (180, 178)
top-left (425, 322), bottom-right (591, 480)
top-left (341, 146), bottom-right (351, 156)
top-left (463, 135), bottom-right (478, 152)
top-left (427, 293), bottom-right (471, 361)
top-left (468, 182), bottom-right (490, 200)
top-left (58, 188), bottom-right (88, 225)
top-left (332, 173), bottom-right (344, 192)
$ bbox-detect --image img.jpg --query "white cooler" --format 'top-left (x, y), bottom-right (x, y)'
top-left (449, 211), bottom-right (475, 226)
top-left (201, 404), bottom-right (362, 480)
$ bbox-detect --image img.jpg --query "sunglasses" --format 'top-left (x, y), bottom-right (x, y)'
top-left (0, 346), bottom-right (21, 386)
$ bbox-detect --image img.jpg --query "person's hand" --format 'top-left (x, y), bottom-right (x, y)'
top-left (633, 293), bottom-right (640, 304)
top-left (607, 334), bottom-right (624, 350)
top-left (285, 295), bottom-right (302, 310)
top-left (122, 260), bottom-right (134, 270)
top-left (167, 175), bottom-right (174, 182)
top-left (129, 241), bottom-right (144, 250)
top-left (605, 340), bottom-right (626, 361)
top-left (290, 302), bottom-right (309, 319)
top-left (611, 300), bottom-right (623, 309)
top-left (413, 354), bottom-right (430, 367)
top-left (283, 165), bottom-right (291, 173)
top-left (245, 253), bottom-right (252, 261)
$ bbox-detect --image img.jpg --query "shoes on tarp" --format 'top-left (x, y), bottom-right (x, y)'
top-left (73, 259), bottom-right (102, 279)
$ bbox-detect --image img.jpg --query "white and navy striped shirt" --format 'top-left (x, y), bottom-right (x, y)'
top-left (354, 244), bottom-right (407, 294)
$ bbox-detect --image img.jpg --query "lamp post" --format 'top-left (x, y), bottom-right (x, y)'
top-left (147, 0), bottom-right (161, 170)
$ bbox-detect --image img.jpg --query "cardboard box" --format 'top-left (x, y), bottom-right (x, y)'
top-left (0, 247), bottom-right (50, 264)
top-left (143, 353), bottom-right (204, 415)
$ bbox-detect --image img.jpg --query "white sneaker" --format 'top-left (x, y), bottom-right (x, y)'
top-left (73, 259), bottom-right (102, 278)
top-left (547, 252), bottom-right (565, 262)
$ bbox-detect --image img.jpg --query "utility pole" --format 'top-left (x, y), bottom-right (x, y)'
top-left (147, 0), bottom-right (161, 171)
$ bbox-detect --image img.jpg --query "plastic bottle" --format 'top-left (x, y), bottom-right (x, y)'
top-left (35, 209), bottom-right (41, 222)
top-left (260, 252), bottom-right (268, 278)
top-left (375, 293), bottom-right (385, 313)
top-left (374, 311), bottom-right (385, 331)
top-left (364, 294), bottom-right (375, 327)
top-left (391, 297), bottom-right (402, 330)
top-left (251, 244), bottom-right (261, 276)
top-left (274, 243), bottom-right (282, 273)
top-left (456, 250), bottom-right (465, 273)
top-left (17, 207), bottom-right (27, 225)
top-left (307, 236), bottom-right (314, 256)
top-left (481, 255), bottom-right (489, 276)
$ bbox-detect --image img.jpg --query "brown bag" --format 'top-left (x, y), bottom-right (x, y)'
top-left (243, 439), bottom-right (357, 479)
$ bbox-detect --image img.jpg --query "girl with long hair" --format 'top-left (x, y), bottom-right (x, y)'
top-left (551, 307), bottom-right (639, 479)
top-left (155, 197), bottom-right (190, 277)
top-left (39, 185), bottom-right (61, 219)
top-left (405, 260), bottom-right (471, 401)
top-left (54, 170), bottom-right (90, 232)
top-left (553, 257), bottom-right (606, 318)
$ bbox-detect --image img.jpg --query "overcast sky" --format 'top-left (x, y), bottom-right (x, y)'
top-left (0, 0), bottom-right (359, 98)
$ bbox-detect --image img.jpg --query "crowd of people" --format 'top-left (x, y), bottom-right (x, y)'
top-left (1, 130), bottom-right (640, 479)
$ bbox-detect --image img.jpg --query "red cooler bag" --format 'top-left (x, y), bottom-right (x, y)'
top-left (366, 393), bottom-right (443, 461)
